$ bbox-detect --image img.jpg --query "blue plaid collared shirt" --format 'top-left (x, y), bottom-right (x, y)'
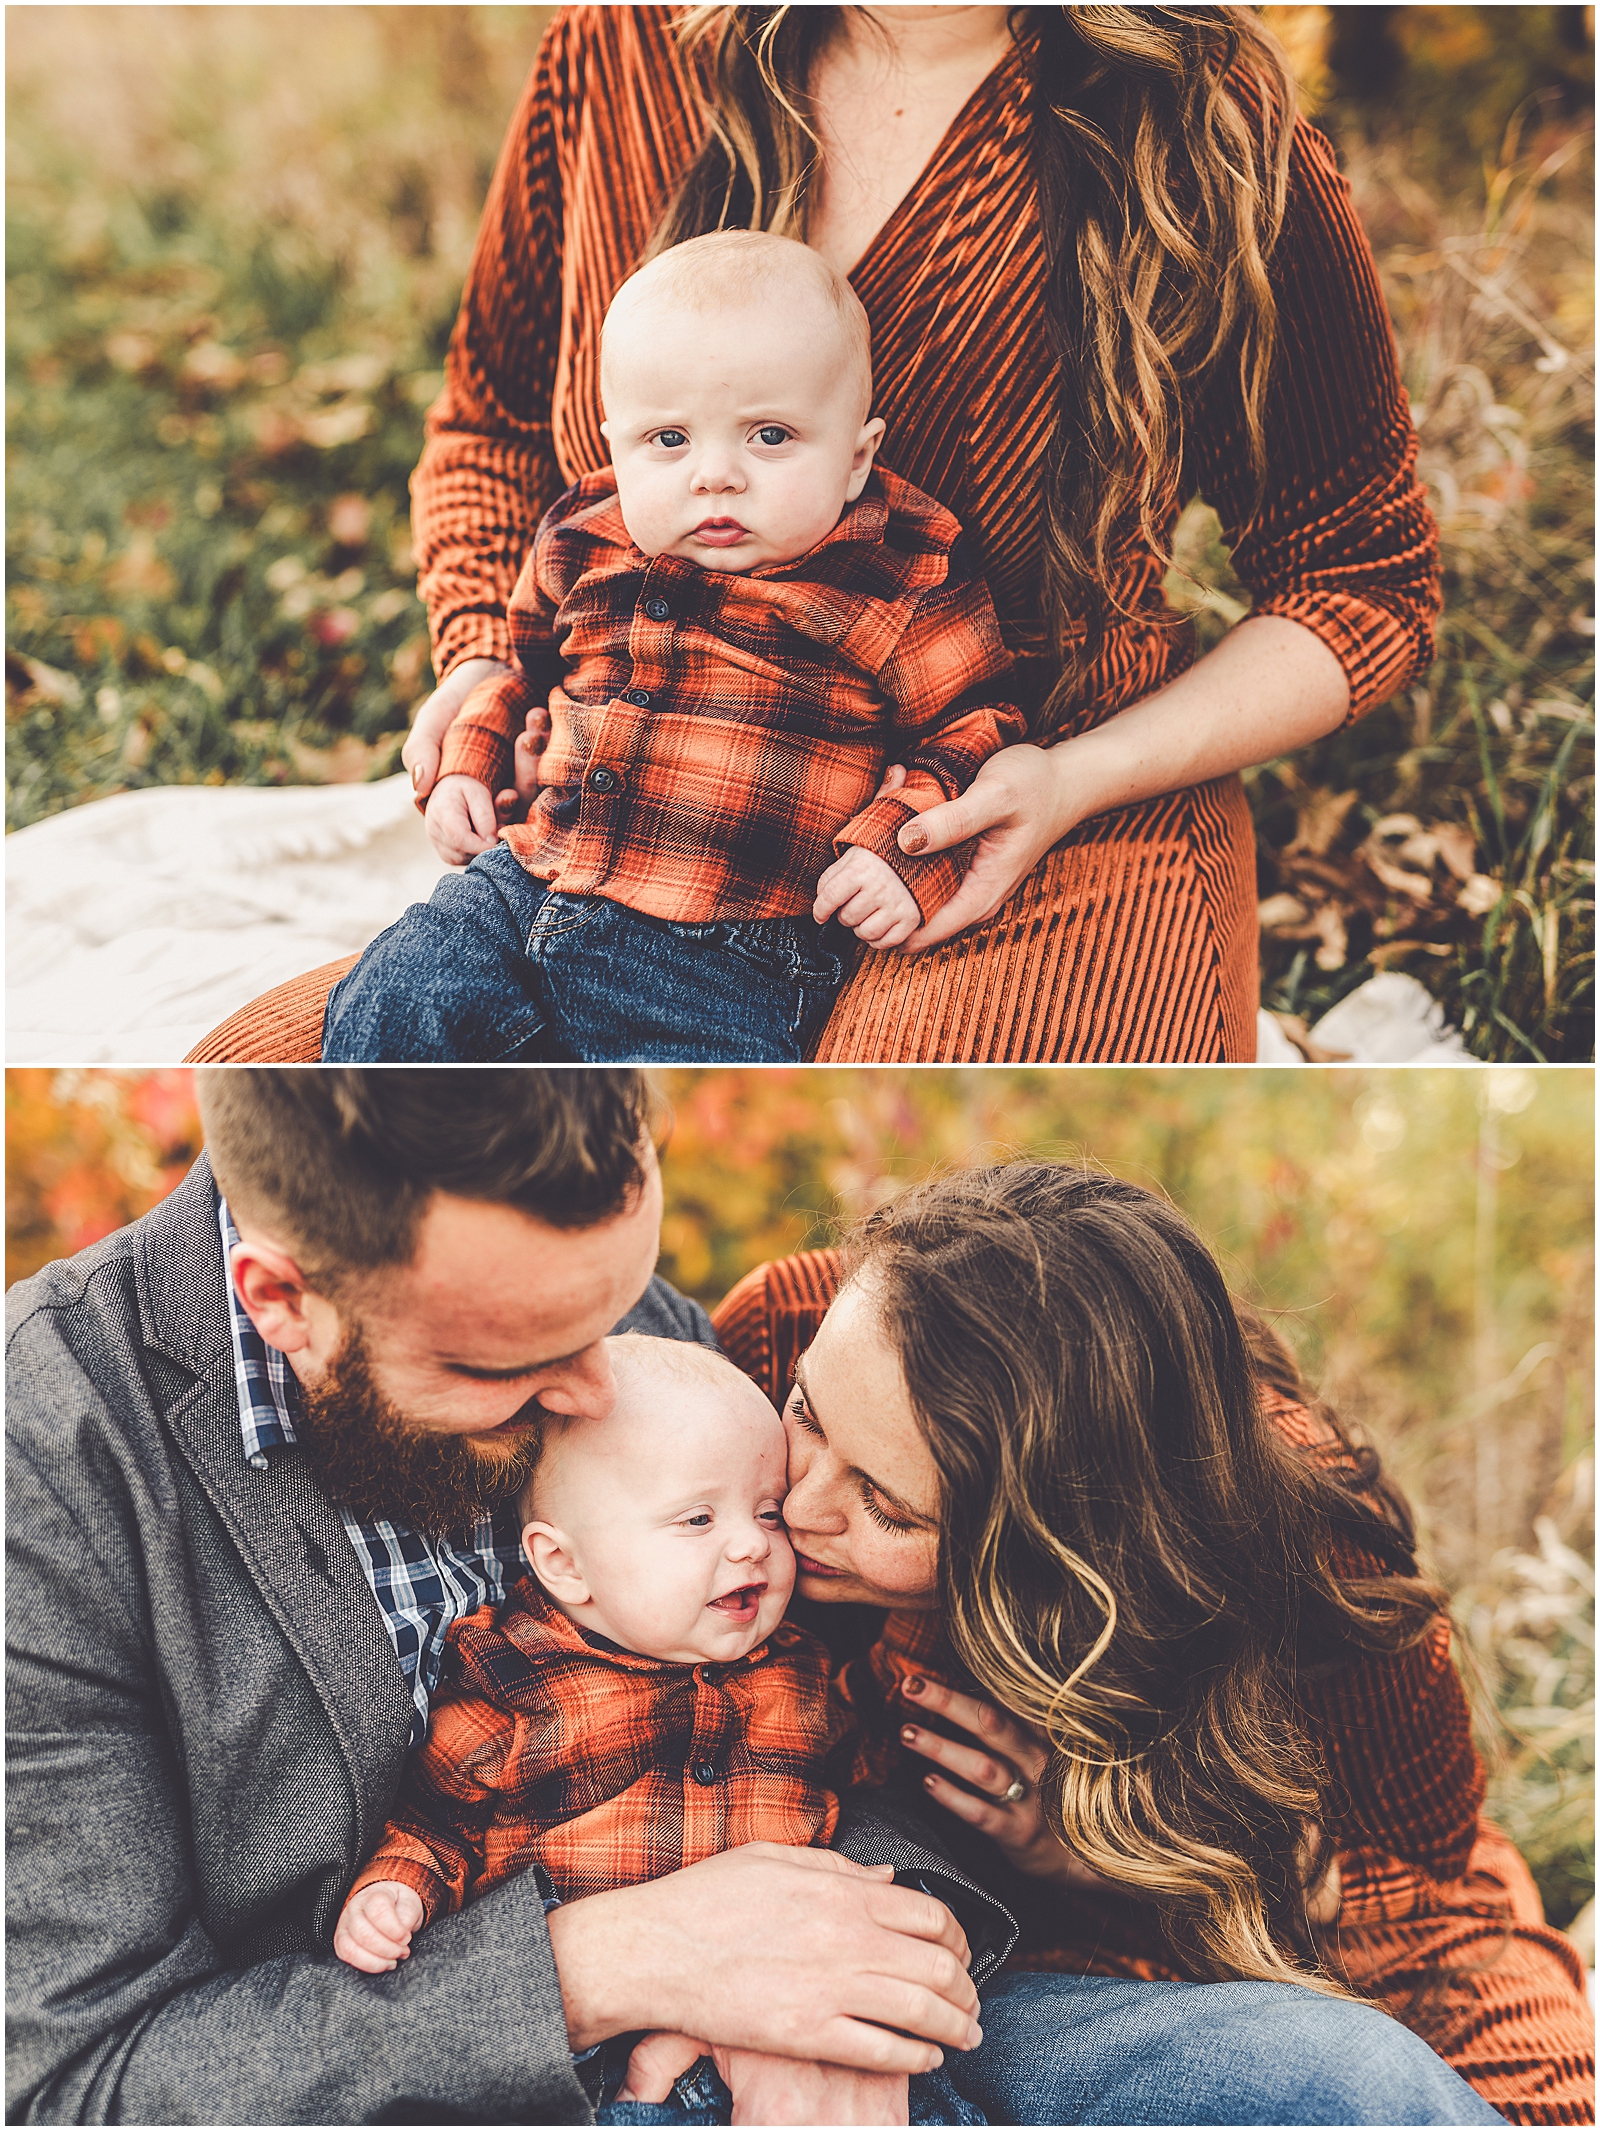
top-left (220, 1199), bottom-right (525, 1745)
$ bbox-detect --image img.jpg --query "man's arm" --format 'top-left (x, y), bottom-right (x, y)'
top-left (5, 1331), bottom-right (589, 2127)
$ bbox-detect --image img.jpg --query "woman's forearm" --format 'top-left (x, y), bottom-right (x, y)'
top-left (1049, 614), bottom-right (1351, 835)
top-left (896, 614), bottom-right (1352, 948)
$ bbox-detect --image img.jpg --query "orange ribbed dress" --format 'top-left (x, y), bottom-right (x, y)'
top-left (404, 5), bottom-right (1439, 1065)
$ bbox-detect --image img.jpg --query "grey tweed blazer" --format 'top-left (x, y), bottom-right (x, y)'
top-left (7, 1158), bottom-right (1013, 2126)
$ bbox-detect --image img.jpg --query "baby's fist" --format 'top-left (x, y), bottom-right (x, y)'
top-left (334, 1880), bottom-right (425, 1973)
top-left (814, 846), bottom-right (922, 950)
top-left (425, 774), bottom-right (500, 866)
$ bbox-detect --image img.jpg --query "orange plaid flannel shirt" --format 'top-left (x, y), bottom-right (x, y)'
top-left (436, 465), bottom-right (1025, 924)
top-left (350, 1575), bottom-right (851, 1918)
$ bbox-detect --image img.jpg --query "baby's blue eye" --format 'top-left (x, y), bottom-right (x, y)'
top-left (755, 426), bottom-right (789, 447)
top-left (684, 1511), bottom-right (713, 1528)
top-left (656, 429), bottom-right (689, 449)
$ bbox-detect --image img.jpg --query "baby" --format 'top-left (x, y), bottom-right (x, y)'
top-left (334, 1336), bottom-right (981, 2128)
top-left (322, 230), bottom-right (1022, 1064)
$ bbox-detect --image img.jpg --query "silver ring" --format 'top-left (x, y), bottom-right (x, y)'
top-left (999, 1778), bottom-right (1027, 1804)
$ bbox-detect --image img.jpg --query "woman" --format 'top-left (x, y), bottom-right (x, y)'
top-left (185, 1), bottom-right (1438, 1066)
top-left (393, 2), bottom-right (1436, 1065)
top-left (710, 1165), bottom-right (1594, 2124)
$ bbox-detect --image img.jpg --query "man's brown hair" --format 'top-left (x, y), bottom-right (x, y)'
top-left (196, 1068), bottom-right (653, 1291)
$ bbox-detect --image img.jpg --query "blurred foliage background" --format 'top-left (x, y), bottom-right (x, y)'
top-left (6, 1061), bottom-right (1593, 1940)
top-left (4, 6), bottom-right (1594, 1058)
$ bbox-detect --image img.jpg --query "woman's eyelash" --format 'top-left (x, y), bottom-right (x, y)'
top-left (787, 1391), bottom-right (824, 1438)
top-left (860, 1483), bottom-right (916, 1535)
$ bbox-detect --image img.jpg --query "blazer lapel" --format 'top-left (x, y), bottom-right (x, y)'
top-left (139, 1158), bottom-right (414, 1856)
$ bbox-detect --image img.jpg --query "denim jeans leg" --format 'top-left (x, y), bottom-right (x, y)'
top-left (947, 1972), bottom-right (1507, 2126)
top-left (322, 846), bottom-right (560, 1062)
top-left (528, 902), bottom-right (849, 1063)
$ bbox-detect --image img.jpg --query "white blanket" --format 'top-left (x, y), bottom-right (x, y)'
top-left (5, 777), bottom-right (1470, 1066)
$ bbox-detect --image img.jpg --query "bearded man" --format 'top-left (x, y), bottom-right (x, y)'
top-left (6, 1069), bottom-right (987, 2125)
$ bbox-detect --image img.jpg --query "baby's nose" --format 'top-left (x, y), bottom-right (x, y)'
top-left (728, 1519), bottom-right (773, 1561)
top-left (690, 453), bottom-right (744, 493)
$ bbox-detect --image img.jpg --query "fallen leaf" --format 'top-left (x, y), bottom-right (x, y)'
top-left (1266, 1012), bottom-right (1352, 1064)
top-left (1311, 903), bottom-right (1348, 971)
top-left (1288, 787), bottom-right (1360, 857)
top-left (1257, 893), bottom-right (1310, 930)
top-left (1429, 823), bottom-right (1477, 882)
top-left (6, 650), bottom-right (82, 708)
top-left (1360, 845), bottom-right (1436, 900)
top-left (1457, 874), bottom-right (1503, 917)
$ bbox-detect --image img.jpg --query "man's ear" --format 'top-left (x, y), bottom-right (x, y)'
top-left (229, 1238), bottom-right (330, 1360)
top-left (845, 415), bottom-right (887, 501)
top-left (523, 1522), bottom-right (589, 1606)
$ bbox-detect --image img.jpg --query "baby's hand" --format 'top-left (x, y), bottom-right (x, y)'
top-left (334, 1880), bottom-right (425, 1973)
top-left (494, 702), bottom-right (553, 826)
top-left (425, 774), bottom-right (500, 865)
top-left (813, 846), bottom-right (921, 951)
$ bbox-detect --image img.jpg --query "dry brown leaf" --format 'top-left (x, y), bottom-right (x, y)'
top-left (1361, 845), bottom-right (1437, 901)
top-left (1257, 893), bottom-right (1310, 930)
top-left (1457, 873), bottom-right (1503, 917)
top-left (1311, 903), bottom-right (1348, 971)
top-left (1266, 1012), bottom-right (1353, 1064)
top-left (1287, 786), bottom-right (1360, 856)
top-left (1429, 823), bottom-right (1478, 883)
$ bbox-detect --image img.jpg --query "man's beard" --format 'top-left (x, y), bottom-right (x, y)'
top-left (296, 1327), bottom-right (544, 1538)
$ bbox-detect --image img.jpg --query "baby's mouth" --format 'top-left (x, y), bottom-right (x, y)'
top-left (707, 1582), bottom-right (766, 1620)
top-left (694, 517), bottom-right (749, 547)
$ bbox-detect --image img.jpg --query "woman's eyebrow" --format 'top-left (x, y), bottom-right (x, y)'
top-left (791, 1357), bottom-right (934, 1528)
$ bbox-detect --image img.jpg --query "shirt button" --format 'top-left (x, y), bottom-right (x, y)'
top-left (588, 765), bottom-right (622, 794)
top-left (623, 688), bottom-right (652, 708)
top-left (644, 597), bottom-right (670, 621)
top-left (247, 1453), bottom-right (269, 1473)
top-left (692, 1761), bottom-right (719, 1787)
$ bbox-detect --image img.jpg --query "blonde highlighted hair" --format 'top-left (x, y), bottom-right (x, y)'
top-left (846, 1164), bottom-right (1447, 1993)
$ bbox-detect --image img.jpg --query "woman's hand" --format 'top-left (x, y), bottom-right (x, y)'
top-left (401, 655), bottom-right (516, 801)
top-left (893, 746), bottom-right (1076, 952)
top-left (898, 1676), bottom-right (1108, 1894)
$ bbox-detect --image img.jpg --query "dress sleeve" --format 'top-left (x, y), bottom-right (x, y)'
top-left (833, 567), bottom-right (1027, 919)
top-left (1184, 109), bottom-right (1441, 722)
top-left (410, 18), bottom-right (578, 680)
top-left (711, 1251), bottom-right (845, 1410)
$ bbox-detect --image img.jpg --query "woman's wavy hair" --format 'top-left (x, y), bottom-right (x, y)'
top-left (844, 1163), bottom-right (1449, 1993)
top-left (652, 6), bottom-right (1296, 725)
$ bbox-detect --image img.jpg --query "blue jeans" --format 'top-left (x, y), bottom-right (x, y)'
top-left (590, 1976), bottom-right (1505, 2127)
top-left (946, 1972), bottom-right (1506, 2126)
top-left (589, 2042), bottom-right (983, 2125)
top-left (321, 845), bottom-right (850, 1063)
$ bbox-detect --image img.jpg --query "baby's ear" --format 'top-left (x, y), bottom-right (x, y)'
top-left (522, 1521), bottom-right (589, 1605)
top-left (846, 416), bottom-right (887, 500)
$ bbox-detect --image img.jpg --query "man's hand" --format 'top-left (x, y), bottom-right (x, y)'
top-left (546, 1842), bottom-right (980, 2074)
top-left (814, 846), bottom-right (922, 949)
top-left (425, 774), bottom-right (501, 866)
top-left (402, 656), bottom-right (516, 802)
top-left (333, 1881), bottom-right (425, 1973)
top-left (618, 2033), bottom-right (911, 2127)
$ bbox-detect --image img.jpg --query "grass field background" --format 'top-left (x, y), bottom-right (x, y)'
top-left (7, 1061), bottom-right (1593, 1942)
top-left (5, 6), bottom-right (1594, 1058)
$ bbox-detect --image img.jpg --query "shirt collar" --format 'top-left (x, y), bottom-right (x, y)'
top-left (219, 1197), bottom-right (300, 1466)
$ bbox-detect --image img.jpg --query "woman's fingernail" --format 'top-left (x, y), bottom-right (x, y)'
top-left (901, 829), bottom-right (928, 854)
top-left (967, 2023), bottom-right (984, 2049)
top-left (904, 1676), bottom-right (925, 1695)
top-left (924, 1773), bottom-right (938, 1790)
top-left (902, 1725), bottom-right (919, 1743)
top-left (410, 764), bottom-right (422, 788)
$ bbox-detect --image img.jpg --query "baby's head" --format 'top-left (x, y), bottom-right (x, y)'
top-left (600, 229), bottom-right (885, 573)
top-left (519, 1333), bottom-right (794, 1664)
